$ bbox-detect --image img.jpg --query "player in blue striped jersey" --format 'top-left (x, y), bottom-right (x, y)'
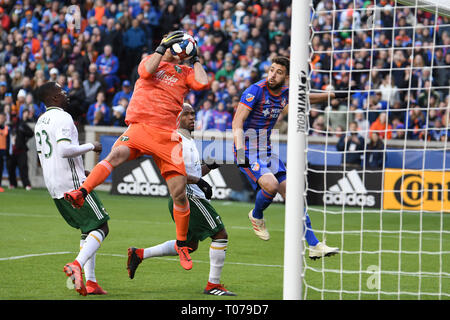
top-left (232, 56), bottom-right (341, 259)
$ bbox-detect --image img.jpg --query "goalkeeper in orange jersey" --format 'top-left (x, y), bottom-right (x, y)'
top-left (127, 104), bottom-right (236, 296)
top-left (64, 31), bottom-right (210, 271)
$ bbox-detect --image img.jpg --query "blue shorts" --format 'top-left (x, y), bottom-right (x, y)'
top-left (235, 149), bottom-right (287, 190)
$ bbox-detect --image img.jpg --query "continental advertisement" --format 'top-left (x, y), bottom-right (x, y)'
top-left (383, 169), bottom-right (450, 212)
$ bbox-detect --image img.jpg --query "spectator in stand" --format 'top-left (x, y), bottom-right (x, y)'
top-left (96, 44), bottom-right (120, 94)
top-left (337, 121), bottom-right (365, 168)
top-left (111, 97), bottom-right (128, 127)
top-left (19, 92), bottom-right (39, 121)
top-left (87, 91), bottom-right (110, 126)
top-left (354, 109), bottom-right (370, 139)
top-left (406, 105), bottom-right (426, 140)
top-left (196, 99), bottom-right (215, 131)
top-left (83, 72), bottom-right (103, 106)
top-left (418, 80), bottom-right (440, 108)
top-left (365, 132), bottom-right (385, 169)
top-left (211, 101), bottom-right (232, 131)
top-left (68, 78), bottom-right (87, 125)
top-left (0, 7), bottom-right (10, 32)
top-left (7, 111), bottom-right (33, 190)
top-left (233, 56), bottom-right (252, 84)
top-left (122, 19), bottom-right (147, 77)
top-left (0, 112), bottom-right (7, 192)
top-left (391, 117), bottom-right (406, 140)
top-left (215, 61), bottom-right (235, 82)
top-left (369, 112), bottom-right (392, 140)
top-left (112, 80), bottom-right (133, 106)
top-left (49, 67), bottom-right (59, 82)
top-left (429, 118), bottom-right (447, 142)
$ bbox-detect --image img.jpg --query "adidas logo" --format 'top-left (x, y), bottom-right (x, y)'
top-left (116, 159), bottom-right (168, 196)
top-left (207, 289), bottom-right (227, 296)
top-left (116, 158), bottom-right (232, 199)
top-left (323, 170), bottom-right (375, 207)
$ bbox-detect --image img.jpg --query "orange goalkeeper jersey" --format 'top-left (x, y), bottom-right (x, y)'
top-left (125, 54), bottom-right (209, 131)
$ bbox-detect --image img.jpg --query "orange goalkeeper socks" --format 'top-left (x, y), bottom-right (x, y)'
top-left (173, 201), bottom-right (190, 242)
top-left (82, 160), bottom-right (113, 194)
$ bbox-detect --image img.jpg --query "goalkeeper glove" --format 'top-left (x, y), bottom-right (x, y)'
top-left (155, 30), bottom-right (185, 55)
top-left (196, 178), bottom-right (213, 200)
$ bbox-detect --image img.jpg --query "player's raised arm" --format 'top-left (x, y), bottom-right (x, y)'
top-left (143, 53), bottom-right (165, 75)
top-left (190, 48), bottom-right (209, 86)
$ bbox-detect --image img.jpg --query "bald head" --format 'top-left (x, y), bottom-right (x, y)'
top-left (179, 103), bottom-right (196, 132)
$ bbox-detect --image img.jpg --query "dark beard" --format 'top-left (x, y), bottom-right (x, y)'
top-left (267, 81), bottom-right (283, 91)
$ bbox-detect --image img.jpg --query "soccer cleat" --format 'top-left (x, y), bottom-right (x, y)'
top-left (64, 188), bottom-right (85, 209)
top-left (308, 242), bottom-right (339, 260)
top-left (86, 280), bottom-right (108, 295)
top-left (63, 261), bottom-right (87, 296)
top-left (175, 243), bottom-right (193, 270)
top-left (248, 210), bottom-right (270, 241)
top-left (203, 282), bottom-right (237, 296)
top-left (127, 247), bottom-right (144, 279)
top-left (0, 186), bottom-right (4, 192)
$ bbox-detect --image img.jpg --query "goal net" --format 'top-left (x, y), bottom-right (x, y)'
top-left (287, 0), bottom-right (450, 299)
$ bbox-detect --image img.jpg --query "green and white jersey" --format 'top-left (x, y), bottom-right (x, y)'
top-left (35, 107), bottom-right (87, 199)
top-left (179, 130), bottom-right (206, 200)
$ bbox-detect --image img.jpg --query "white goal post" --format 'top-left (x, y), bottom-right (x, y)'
top-left (285, 0), bottom-right (450, 300)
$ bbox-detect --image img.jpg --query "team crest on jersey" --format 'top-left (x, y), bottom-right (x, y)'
top-left (246, 93), bottom-right (255, 102)
top-left (251, 162), bottom-right (260, 172)
top-left (174, 65), bottom-right (182, 73)
top-left (281, 98), bottom-right (287, 107)
top-left (120, 136), bottom-right (129, 141)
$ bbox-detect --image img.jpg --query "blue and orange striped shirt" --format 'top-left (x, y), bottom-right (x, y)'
top-left (239, 79), bottom-right (288, 150)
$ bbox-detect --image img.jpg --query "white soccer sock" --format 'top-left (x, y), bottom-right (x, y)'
top-left (143, 240), bottom-right (177, 259)
top-left (84, 254), bottom-right (97, 282)
top-left (79, 238), bottom-right (97, 282)
top-left (75, 230), bottom-right (103, 267)
top-left (208, 239), bottom-right (228, 284)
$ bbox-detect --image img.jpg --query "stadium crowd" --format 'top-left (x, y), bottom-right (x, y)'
top-left (0, 0), bottom-right (448, 142)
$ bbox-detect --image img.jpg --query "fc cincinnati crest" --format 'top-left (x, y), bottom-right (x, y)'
top-left (251, 162), bottom-right (260, 172)
top-left (246, 93), bottom-right (255, 102)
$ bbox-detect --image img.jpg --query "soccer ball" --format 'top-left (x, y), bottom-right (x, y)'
top-left (170, 33), bottom-right (197, 60)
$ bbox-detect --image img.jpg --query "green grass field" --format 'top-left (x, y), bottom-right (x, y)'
top-left (0, 188), bottom-right (449, 300)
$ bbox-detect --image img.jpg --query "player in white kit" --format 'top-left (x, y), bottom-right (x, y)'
top-left (35, 82), bottom-right (110, 296)
top-left (126, 103), bottom-right (236, 296)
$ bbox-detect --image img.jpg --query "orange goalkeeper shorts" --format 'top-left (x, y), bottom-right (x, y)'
top-left (113, 123), bottom-right (186, 180)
